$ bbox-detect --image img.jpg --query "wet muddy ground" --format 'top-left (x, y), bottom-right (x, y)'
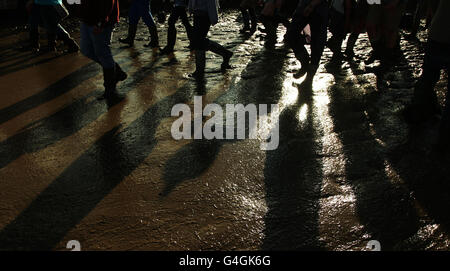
top-left (0, 10), bottom-right (449, 251)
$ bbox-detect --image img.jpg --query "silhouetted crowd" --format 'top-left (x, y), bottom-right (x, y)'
top-left (23, 0), bottom-right (450, 153)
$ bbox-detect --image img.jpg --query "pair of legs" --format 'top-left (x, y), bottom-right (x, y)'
top-left (80, 22), bottom-right (127, 98)
top-left (161, 5), bottom-right (193, 54)
top-left (120, 0), bottom-right (159, 48)
top-left (240, 0), bottom-right (257, 33)
top-left (366, 2), bottom-right (406, 64)
top-left (286, 1), bottom-right (329, 81)
top-left (344, 0), bottom-right (368, 58)
top-left (190, 13), bottom-right (233, 80)
top-left (29, 3), bottom-right (78, 52)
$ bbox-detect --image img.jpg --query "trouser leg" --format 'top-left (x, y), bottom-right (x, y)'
top-left (240, 7), bottom-right (250, 30)
top-left (286, 9), bottom-right (310, 67)
top-left (166, 7), bottom-right (181, 51)
top-left (192, 14), bottom-right (211, 77)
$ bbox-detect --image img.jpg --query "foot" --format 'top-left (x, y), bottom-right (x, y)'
top-left (221, 51), bottom-right (233, 70)
top-left (119, 37), bottom-right (134, 46)
top-left (144, 40), bottom-right (160, 49)
top-left (186, 71), bottom-right (205, 82)
top-left (240, 26), bottom-right (250, 33)
top-left (66, 39), bottom-right (80, 53)
top-left (115, 69), bottom-right (127, 83)
top-left (160, 46), bottom-right (174, 56)
top-left (344, 48), bottom-right (354, 58)
top-left (41, 45), bottom-right (59, 55)
top-left (98, 89), bottom-right (118, 100)
top-left (364, 51), bottom-right (380, 65)
top-left (293, 65), bottom-right (309, 79)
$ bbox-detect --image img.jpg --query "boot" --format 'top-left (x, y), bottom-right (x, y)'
top-left (208, 40), bottom-right (233, 70)
top-left (188, 50), bottom-right (206, 81)
top-left (101, 67), bottom-right (117, 99)
top-left (365, 40), bottom-right (382, 64)
top-left (240, 8), bottom-right (251, 33)
top-left (43, 33), bottom-right (57, 54)
top-left (250, 13), bottom-right (257, 33)
top-left (345, 33), bottom-right (358, 58)
top-left (305, 64), bottom-right (319, 81)
top-left (144, 25), bottom-right (160, 49)
top-left (294, 63), bottom-right (309, 79)
top-left (115, 62), bottom-right (127, 84)
top-left (29, 30), bottom-right (40, 53)
top-left (65, 37), bottom-right (80, 53)
top-left (381, 47), bottom-right (396, 68)
top-left (119, 24), bottom-right (138, 46)
top-left (293, 50), bottom-right (311, 79)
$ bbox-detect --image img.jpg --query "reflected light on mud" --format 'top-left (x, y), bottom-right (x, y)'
top-left (298, 103), bottom-right (308, 123)
top-left (280, 79), bottom-right (299, 107)
top-left (311, 72), bottom-right (363, 250)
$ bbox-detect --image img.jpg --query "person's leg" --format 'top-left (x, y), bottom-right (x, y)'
top-left (190, 14), bottom-right (211, 79)
top-left (80, 22), bottom-right (100, 63)
top-left (345, 32), bottom-right (359, 57)
top-left (162, 6), bottom-right (182, 54)
top-left (119, 1), bottom-right (140, 46)
top-left (56, 24), bottom-right (79, 53)
top-left (208, 39), bottom-right (233, 70)
top-left (39, 5), bottom-right (59, 52)
top-left (365, 5), bottom-right (383, 64)
top-left (240, 6), bottom-right (251, 32)
top-left (307, 2), bottom-right (329, 81)
top-left (328, 8), bottom-right (345, 56)
top-left (411, 0), bottom-right (425, 37)
top-left (29, 3), bottom-right (40, 51)
top-left (179, 6), bottom-right (193, 47)
top-left (249, 6), bottom-right (257, 32)
top-left (286, 7), bottom-right (311, 78)
top-left (382, 1), bottom-right (406, 63)
top-left (407, 40), bottom-right (445, 122)
top-left (91, 25), bottom-right (126, 97)
top-left (260, 0), bottom-right (277, 40)
top-left (141, 0), bottom-right (159, 48)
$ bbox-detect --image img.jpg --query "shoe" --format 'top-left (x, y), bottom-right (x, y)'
top-left (221, 50), bottom-right (233, 70)
top-left (160, 46), bottom-right (174, 56)
top-left (208, 41), bottom-right (233, 70)
top-left (294, 64), bottom-right (309, 79)
top-left (187, 50), bottom-right (206, 81)
top-left (119, 24), bottom-right (137, 46)
top-left (114, 63), bottom-right (127, 83)
top-left (100, 67), bottom-right (117, 100)
top-left (144, 25), bottom-right (160, 49)
top-left (240, 25), bottom-right (250, 33)
top-left (65, 38), bottom-right (80, 53)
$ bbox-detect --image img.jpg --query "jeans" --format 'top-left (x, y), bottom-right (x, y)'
top-left (129, 0), bottom-right (156, 27)
top-left (80, 22), bottom-right (115, 69)
top-left (192, 13), bottom-right (211, 51)
top-left (286, 1), bottom-right (329, 67)
top-left (167, 6), bottom-right (192, 50)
